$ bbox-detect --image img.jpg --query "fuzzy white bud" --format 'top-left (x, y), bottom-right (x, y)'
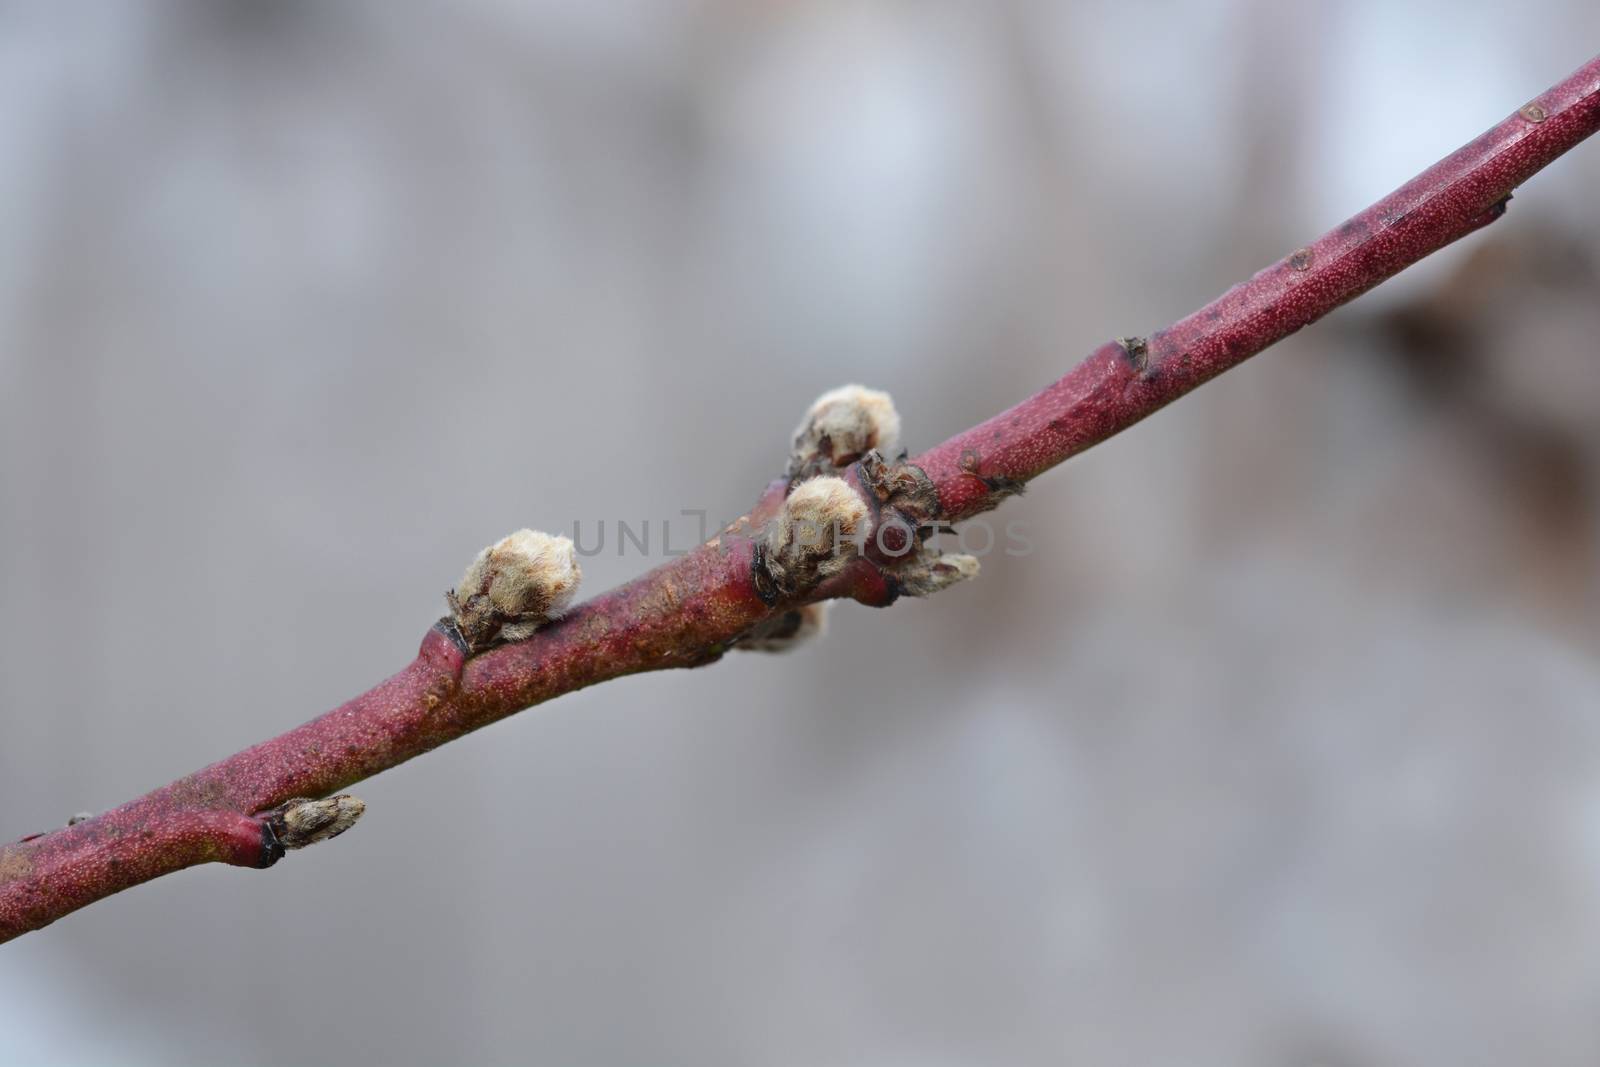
top-left (762, 476), bottom-right (868, 596)
top-left (450, 529), bottom-right (581, 649)
top-left (273, 795), bottom-right (366, 850)
top-left (789, 384), bottom-right (902, 478)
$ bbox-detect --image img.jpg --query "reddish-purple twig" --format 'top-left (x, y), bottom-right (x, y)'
top-left (3, 55), bottom-right (1598, 944)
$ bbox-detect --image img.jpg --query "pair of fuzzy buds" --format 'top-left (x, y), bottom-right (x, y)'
top-left (448, 529), bottom-right (582, 651)
top-left (744, 384), bottom-right (979, 652)
top-left (764, 385), bottom-right (898, 600)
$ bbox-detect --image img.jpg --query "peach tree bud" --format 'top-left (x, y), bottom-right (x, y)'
top-left (738, 602), bottom-right (830, 652)
top-left (788, 384), bottom-right (902, 478)
top-left (448, 529), bottom-right (581, 650)
top-left (760, 476), bottom-right (868, 597)
top-left (895, 552), bottom-right (980, 597)
top-left (268, 795), bottom-right (366, 850)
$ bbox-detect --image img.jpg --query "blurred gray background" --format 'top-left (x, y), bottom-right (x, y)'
top-left (3, 2), bottom-right (1600, 1065)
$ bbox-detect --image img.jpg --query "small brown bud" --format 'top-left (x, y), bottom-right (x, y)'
top-left (788, 384), bottom-right (902, 478)
top-left (269, 795), bottom-right (366, 850)
top-left (449, 529), bottom-right (581, 650)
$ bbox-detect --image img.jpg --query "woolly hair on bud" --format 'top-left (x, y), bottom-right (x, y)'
top-left (789, 384), bottom-right (901, 476)
top-left (450, 529), bottom-right (582, 648)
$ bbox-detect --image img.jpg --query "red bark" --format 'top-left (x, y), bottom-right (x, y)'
top-left (4, 54), bottom-right (1598, 944)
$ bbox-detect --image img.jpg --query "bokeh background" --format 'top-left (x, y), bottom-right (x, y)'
top-left (3, 3), bottom-right (1599, 1064)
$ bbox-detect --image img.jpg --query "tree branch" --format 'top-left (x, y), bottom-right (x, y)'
top-left (4, 54), bottom-right (1598, 945)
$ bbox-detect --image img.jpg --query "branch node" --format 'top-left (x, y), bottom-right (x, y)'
top-left (956, 448), bottom-right (1027, 513)
top-left (858, 450), bottom-right (939, 523)
top-left (1116, 335), bottom-right (1150, 372)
